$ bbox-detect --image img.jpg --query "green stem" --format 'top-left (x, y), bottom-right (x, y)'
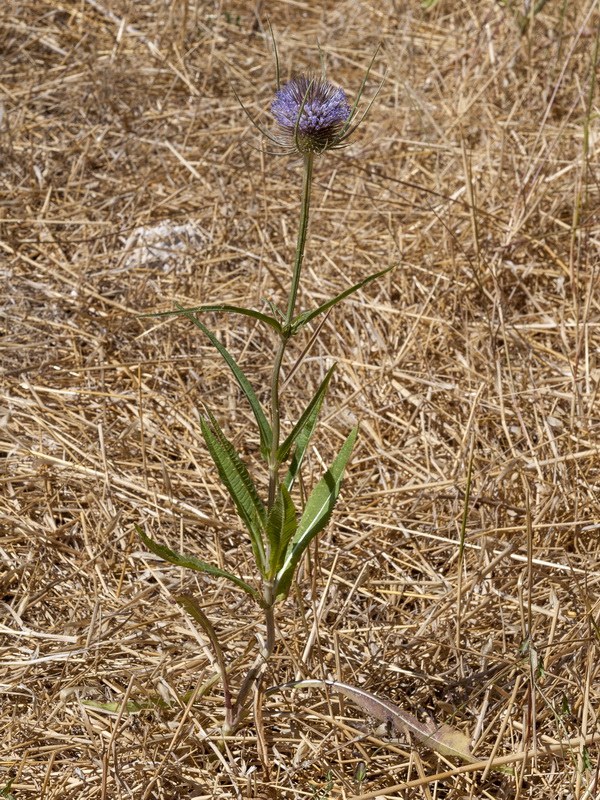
top-left (230, 583), bottom-right (276, 731)
top-left (227, 153), bottom-right (316, 734)
top-left (268, 337), bottom-right (286, 510)
top-left (285, 152), bottom-right (315, 327)
top-left (267, 152), bottom-right (315, 511)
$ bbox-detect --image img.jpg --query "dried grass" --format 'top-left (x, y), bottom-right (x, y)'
top-left (2, 1), bottom-right (600, 798)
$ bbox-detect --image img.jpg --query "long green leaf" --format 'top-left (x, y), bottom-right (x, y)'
top-left (200, 412), bottom-right (267, 572)
top-left (266, 483), bottom-right (297, 576)
top-left (135, 524), bottom-right (265, 606)
top-left (175, 594), bottom-right (232, 714)
top-left (290, 265), bottom-right (396, 335)
top-left (283, 385), bottom-right (328, 493)
top-left (175, 595), bottom-right (227, 674)
top-left (175, 303), bottom-right (272, 459)
top-left (276, 364), bottom-right (336, 464)
top-left (143, 304), bottom-right (282, 334)
top-left (275, 427), bottom-right (358, 600)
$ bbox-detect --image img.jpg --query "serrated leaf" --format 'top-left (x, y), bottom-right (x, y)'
top-left (135, 524), bottom-right (265, 606)
top-left (174, 304), bottom-right (272, 460)
top-left (290, 265), bottom-right (396, 334)
top-left (266, 483), bottom-right (297, 575)
top-left (143, 303), bottom-right (282, 334)
top-left (200, 412), bottom-right (267, 572)
top-left (277, 364), bottom-right (336, 464)
top-left (283, 386), bottom-right (328, 494)
top-left (275, 427), bottom-right (357, 600)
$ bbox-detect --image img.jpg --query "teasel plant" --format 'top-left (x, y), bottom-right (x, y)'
top-left (136, 30), bottom-right (390, 736)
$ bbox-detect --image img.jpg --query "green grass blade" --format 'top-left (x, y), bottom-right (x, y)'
top-left (266, 483), bottom-right (297, 575)
top-left (277, 364), bottom-right (336, 464)
top-left (135, 524), bottom-right (265, 606)
top-left (290, 265), bottom-right (396, 334)
top-left (142, 304), bottom-right (282, 334)
top-left (175, 303), bottom-right (273, 459)
top-left (275, 427), bottom-right (357, 600)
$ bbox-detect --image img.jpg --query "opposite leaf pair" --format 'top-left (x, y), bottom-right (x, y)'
top-left (137, 365), bottom-right (357, 606)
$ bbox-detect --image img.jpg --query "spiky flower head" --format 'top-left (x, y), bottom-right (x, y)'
top-left (271, 75), bottom-right (352, 155)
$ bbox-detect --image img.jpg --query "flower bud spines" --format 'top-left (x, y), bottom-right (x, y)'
top-left (271, 75), bottom-right (352, 154)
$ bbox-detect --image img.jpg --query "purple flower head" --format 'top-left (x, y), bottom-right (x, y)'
top-left (271, 75), bottom-right (352, 154)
